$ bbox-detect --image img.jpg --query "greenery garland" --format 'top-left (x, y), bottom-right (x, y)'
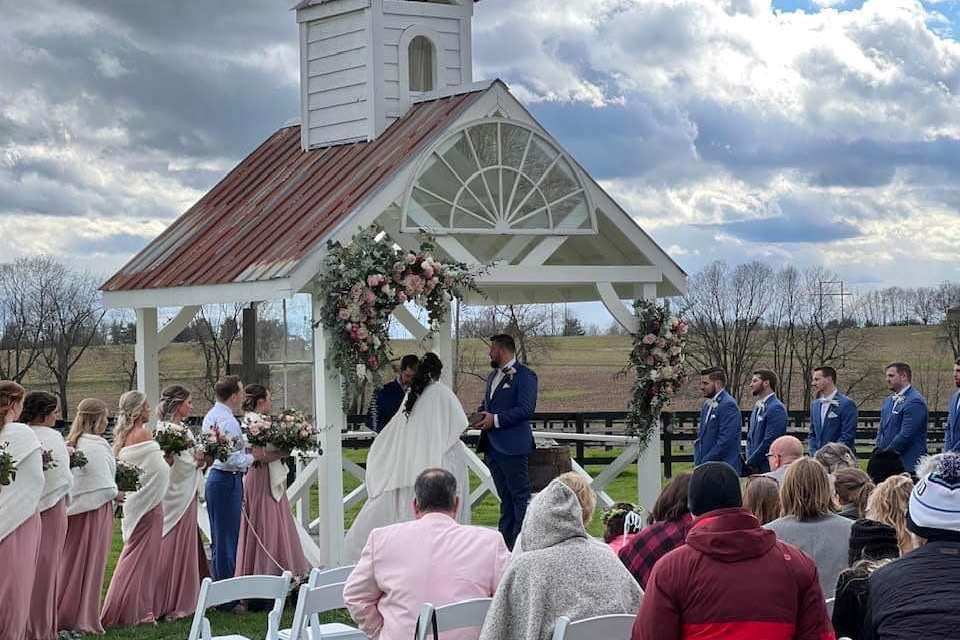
top-left (625, 299), bottom-right (689, 450)
top-left (317, 225), bottom-right (482, 411)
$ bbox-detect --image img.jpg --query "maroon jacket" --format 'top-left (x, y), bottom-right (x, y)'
top-left (631, 508), bottom-right (835, 640)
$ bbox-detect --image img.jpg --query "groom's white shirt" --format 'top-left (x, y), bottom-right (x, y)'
top-left (489, 358), bottom-right (517, 430)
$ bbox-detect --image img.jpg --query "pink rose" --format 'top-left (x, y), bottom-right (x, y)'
top-left (398, 292), bottom-right (408, 303)
top-left (423, 266), bottom-right (434, 279)
top-left (642, 334), bottom-right (657, 345)
top-left (356, 326), bottom-right (369, 340)
top-left (248, 424), bottom-right (260, 436)
top-left (405, 253), bottom-right (417, 265)
top-left (364, 290), bottom-right (376, 304)
top-left (655, 338), bottom-right (667, 348)
top-left (337, 308), bottom-right (350, 320)
top-left (366, 275), bottom-right (381, 287)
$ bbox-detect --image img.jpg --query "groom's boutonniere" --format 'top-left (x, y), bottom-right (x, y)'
top-left (825, 398), bottom-right (840, 408)
top-left (709, 400), bottom-right (719, 410)
top-left (503, 365), bottom-right (517, 380)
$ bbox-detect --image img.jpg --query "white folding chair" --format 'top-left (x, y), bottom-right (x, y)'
top-left (278, 566), bottom-right (357, 640)
top-left (624, 510), bottom-right (644, 536)
top-left (415, 597), bottom-right (493, 640)
top-left (551, 614), bottom-right (636, 640)
top-left (285, 582), bottom-right (366, 640)
top-left (825, 596), bottom-right (835, 617)
top-left (187, 571), bottom-right (292, 640)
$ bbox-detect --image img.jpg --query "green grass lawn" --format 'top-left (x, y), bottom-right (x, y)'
top-left (95, 445), bottom-right (657, 639)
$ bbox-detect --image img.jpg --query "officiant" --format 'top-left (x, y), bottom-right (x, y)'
top-left (366, 354), bottom-right (419, 433)
top-left (475, 334), bottom-right (538, 549)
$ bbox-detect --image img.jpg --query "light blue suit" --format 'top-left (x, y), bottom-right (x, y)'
top-left (808, 392), bottom-right (858, 455)
top-left (945, 389), bottom-right (960, 453)
top-left (745, 394), bottom-right (787, 473)
top-left (876, 385), bottom-right (928, 472)
top-left (694, 389), bottom-right (742, 474)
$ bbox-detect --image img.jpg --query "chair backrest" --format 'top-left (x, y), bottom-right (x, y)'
top-left (551, 614), bottom-right (636, 640)
top-left (187, 572), bottom-right (292, 640)
top-left (415, 598), bottom-right (493, 640)
top-left (288, 582), bottom-right (350, 640)
top-left (308, 565), bottom-right (356, 588)
top-left (624, 511), bottom-right (644, 536)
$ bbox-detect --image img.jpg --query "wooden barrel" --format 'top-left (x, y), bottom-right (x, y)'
top-left (529, 446), bottom-right (573, 492)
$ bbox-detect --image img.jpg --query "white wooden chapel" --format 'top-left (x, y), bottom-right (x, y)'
top-left (101, 0), bottom-right (687, 567)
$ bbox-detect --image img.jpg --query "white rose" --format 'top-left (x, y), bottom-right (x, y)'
top-left (660, 366), bottom-right (674, 379)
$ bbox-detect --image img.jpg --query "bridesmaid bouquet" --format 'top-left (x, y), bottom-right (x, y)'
top-left (41, 448), bottom-right (57, 471)
top-left (272, 409), bottom-right (323, 462)
top-left (242, 416), bottom-right (279, 449)
top-left (0, 442), bottom-right (16, 489)
top-left (67, 447), bottom-right (88, 469)
top-left (202, 425), bottom-right (235, 463)
top-left (115, 460), bottom-right (144, 492)
top-left (154, 422), bottom-right (195, 456)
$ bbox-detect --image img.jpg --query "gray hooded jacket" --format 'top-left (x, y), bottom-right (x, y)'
top-left (478, 480), bottom-right (643, 640)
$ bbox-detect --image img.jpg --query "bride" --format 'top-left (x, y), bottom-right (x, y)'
top-left (344, 352), bottom-right (469, 561)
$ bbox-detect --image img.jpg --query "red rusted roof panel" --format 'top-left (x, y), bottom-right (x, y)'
top-left (102, 89), bottom-right (484, 292)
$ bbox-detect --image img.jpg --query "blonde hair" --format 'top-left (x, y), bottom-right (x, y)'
top-left (113, 390), bottom-right (148, 455)
top-left (557, 472), bottom-right (597, 526)
top-left (780, 458), bottom-right (835, 521)
top-left (744, 475), bottom-right (781, 525)
top-left (815, 442), bottom-right (858, 474)
top-left (834, 467), bottom-right (875, 519)
top-left (0, 380), bottom-right (26, 427)
top-left (866, 473), bottom-right (916, 554)
top-left (66, 398), bottom-right (109, 448)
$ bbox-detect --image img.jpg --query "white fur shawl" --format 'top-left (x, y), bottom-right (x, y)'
top-left (34, 426), bottom-right (73, 513)
top-left (118, 440), bottom-right (170, 542)
top-left (0, 422), bottom-right (43, 542)
top-left (245, 412), bottom-right (286, 502)
top-left (67, 434), bottom-right (118, 517)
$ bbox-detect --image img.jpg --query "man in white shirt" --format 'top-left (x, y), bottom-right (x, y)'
top-left (202, 375), bottom-right (251, 582)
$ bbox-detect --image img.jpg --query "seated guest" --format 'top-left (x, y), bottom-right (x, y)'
top-left (763, 435), bottom-right (804, 483)
top-left (815, 442), bottom-right (858, 474)
top-left (834, 467), bottom-right (875, 521)
top-left (619, 472), bottom-right (693, 589)
top-left (343, 468), bottom-right (509, 640)
top-left (765, 457), bottom-right (853, 598)
top-left (744, 475), bottom-right (781, 525)
top-left (831, 519), bottom-right (899, 640)
top-left (366, 354), bottom-right (418, 433)
top-left (866, 448), bottom-right (905, 485)
top-left (863, 453), bottom-right (960, 638)
top-left (865, 473), bottom-right (916, 556)
top-left (603, 502), bottom-right (642, 554)
top-left (480, 473), bottom-right (642, 640)
top-left (632, 462), bottom-right (832, 640)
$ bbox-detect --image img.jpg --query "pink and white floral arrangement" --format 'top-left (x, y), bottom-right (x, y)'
top-left (318, 225), bottom-right (481, 409)
top-left (625, 299), bottom-right (689, 448)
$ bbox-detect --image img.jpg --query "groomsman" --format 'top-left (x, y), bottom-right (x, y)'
top-left (694, 367), bottom-right (741, 473)
top-left (366, 354), bottom-right (419, 433)
top-left (808, 366), bottom-right (858, 455)
top-left (744, 369), bottom-right (787, 475)
top-left (944, 359), bottom-right (960, 453)
top-left (476, 334), bottom-right (538, 549)
top-left (876, 362), bottom-right (928, 473)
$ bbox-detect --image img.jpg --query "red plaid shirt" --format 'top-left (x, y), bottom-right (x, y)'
top-left (618, 513), bottom-right (694, 589)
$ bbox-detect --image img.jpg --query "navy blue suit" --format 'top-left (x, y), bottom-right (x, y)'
top-left (876, 385), bottom-right (928, 473)
top-left (694, 389), bottom-right (742, 474)
top-left (946, 389), bottom-right (960, 453)
top-left (478, 361), bottom-right (537, 548)
top-left (745, 394), bottom-right (787, 474)
top-left (366, 379), bottom-right (405, 433)
top-left (808, 392), bottom-right (858, 455)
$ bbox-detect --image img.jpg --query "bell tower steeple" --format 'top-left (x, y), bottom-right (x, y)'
top-left (294, 0), bottom-right (476, 150)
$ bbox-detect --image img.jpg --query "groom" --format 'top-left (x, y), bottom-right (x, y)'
top-left (476, 334), bottom-right (538, 549)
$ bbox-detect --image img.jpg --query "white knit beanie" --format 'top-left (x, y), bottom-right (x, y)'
top-left (908, 453), bottom-right (960, 536)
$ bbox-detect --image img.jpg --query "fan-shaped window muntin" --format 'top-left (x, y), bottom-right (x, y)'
top-left (404, 120), bottom-right (595, 235)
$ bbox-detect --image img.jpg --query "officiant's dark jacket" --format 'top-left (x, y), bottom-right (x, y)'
top-left (366, 378), bottom-right (405, 433)
top-left (478, 364), bottom-right (537, 456)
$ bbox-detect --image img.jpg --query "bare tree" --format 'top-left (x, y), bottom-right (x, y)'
top-left (766, 266), bottom-right (802, 409)
top-left (193, 304), bottom-right (244, 403)
top-left (459, 304), bottom-right (551, 364)
top-left (38, 264), bottom-right (106, 419)
top-left (681, 260), bottom-right (774, 402)
top-left (0, 257), bottom-right (55, 382)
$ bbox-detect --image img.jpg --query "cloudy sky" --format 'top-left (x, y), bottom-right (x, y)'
top-left (2, 0), bottom-right (959, 322)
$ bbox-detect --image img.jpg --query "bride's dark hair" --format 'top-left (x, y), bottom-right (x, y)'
top-left (404, 352), bottom-right (443, 416)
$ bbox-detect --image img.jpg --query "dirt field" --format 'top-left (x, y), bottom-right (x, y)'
top-left (18, 325), bottom-right (960, 417)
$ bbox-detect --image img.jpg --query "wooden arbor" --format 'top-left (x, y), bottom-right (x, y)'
top-left (101, 81), bottom-right (686, 567)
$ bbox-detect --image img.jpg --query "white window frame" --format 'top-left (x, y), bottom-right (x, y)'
top-left (398, 25), bottom-right (442, 105)
top-left (257, 297), bottom-right (314, 410)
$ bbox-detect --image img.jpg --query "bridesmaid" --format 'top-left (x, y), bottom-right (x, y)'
top-left (57, 398), bottom-right (116, 635)
top-left (23, 392), bottom-right (72, 640)
top-left (154, 384), bottom-right (207, 621)
top-left (235, 384), bottom-right (310, 578)
top-left (0, 380), bottom-right (43, 640)
top-left (100, 391), bottom-right (171, 629)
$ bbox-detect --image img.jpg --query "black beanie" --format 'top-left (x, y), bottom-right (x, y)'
top-left (688, 462), bottom-right (742, 516)
top-left (848, 519), bottom-right (899, 564)
top-left (867, 449), bottom-right (905, 484)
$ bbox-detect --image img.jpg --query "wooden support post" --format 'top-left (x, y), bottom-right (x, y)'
top-left (241, 305), bottom-right (258, 385)
top-left (313, 295), bottom-right (346, 567)
top-left (135, 308), bottom-right (160, 426)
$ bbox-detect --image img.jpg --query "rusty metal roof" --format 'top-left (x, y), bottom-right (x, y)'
top-left (102, 89), bottom-right (484, 293)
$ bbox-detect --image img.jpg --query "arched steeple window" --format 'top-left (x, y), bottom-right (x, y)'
top-left (408, 36), bottom-right (436, 93)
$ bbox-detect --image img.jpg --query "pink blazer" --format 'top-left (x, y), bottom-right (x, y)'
top-left (343, 513), bottom-right (510, 640)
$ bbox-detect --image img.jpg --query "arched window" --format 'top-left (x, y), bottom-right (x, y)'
top-left (408, 35), bottom-right (435, 93)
